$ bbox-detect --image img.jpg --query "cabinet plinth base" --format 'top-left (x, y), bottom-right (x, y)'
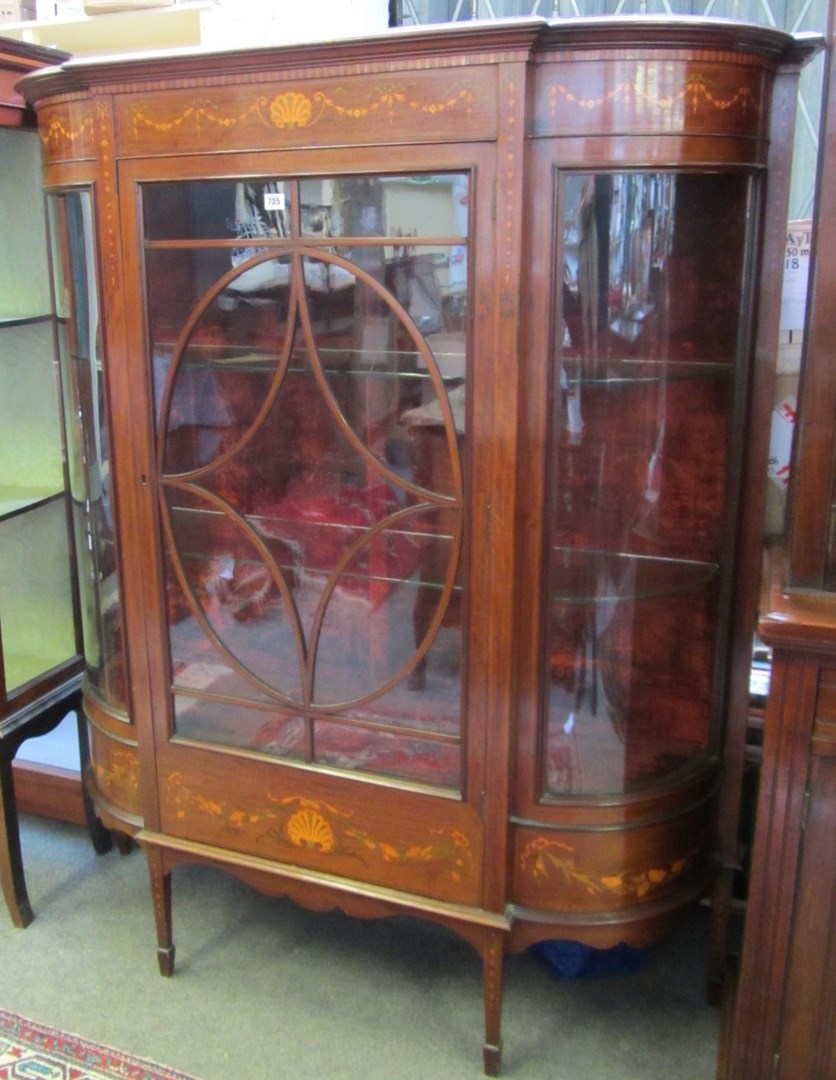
top-left (138, 828), bottom-right (511, 1074)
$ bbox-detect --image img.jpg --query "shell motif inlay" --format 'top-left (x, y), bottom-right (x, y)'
top-left (167, 778), bottom-right (474, 884)
top-left (131, 85), bottom-right (474, 136)
top-left (286, 807), bottom-right (336, 852)
top-left (269, 91), bottom-right (313, 129)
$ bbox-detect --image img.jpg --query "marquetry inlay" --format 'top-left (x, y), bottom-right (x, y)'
top-left (129, 85), bottom-right (476, 137)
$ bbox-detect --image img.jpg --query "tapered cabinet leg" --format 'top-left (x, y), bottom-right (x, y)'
top-left (147, 847), bottom-right (175, 976)
top-left (482, 932), bottom-right (504, 1076)
top-left (0, 755), bottom-right (33, 928)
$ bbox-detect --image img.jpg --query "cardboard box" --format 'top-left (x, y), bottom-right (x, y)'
top-left (0, 1), bottom-right (37, 21)
top-left (83, 0), bottom-right (174, 13)
top-left (35, 0), bottom-right (84, 17)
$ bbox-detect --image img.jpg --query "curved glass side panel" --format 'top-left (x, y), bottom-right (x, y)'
top-left (143, 172), bottom-right (469, 790)
top-left (544, 171), bottom-right (753, 796)
top-left (48, 190), bottom-right (127, 712)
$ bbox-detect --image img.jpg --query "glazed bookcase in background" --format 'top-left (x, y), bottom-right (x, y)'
top-left (0, 38), bottom-right (78, 725)
top-left (0, 35), bottom-right (83, 928)
top-left (19, 17), bottom-right (820, 1072)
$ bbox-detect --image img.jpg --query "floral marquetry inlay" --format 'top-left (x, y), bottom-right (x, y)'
top-left (499, 74), bottom-right (519, 296)
top-left (548, 75), bottom-right (756, 119)
top-left (520, 837), bottom-right (692, 901)
top-left (167, 778), bottom-right (475, 885)
top-left (38, 104), bottom-right (97, 161)
top-left (131, 84), bottom-right (475, 137)
top-left (94, 747), bottom-right (140, 798)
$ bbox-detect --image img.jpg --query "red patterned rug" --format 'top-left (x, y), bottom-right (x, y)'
top-left (0, 1009), bottom-right (198, 1079)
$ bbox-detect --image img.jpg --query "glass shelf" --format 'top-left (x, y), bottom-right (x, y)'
top-left (173, 551), bottom-right (461, 597)
top-left (167, 502), bottom-right (460, 595)
top-left (560, 358), bottom-right (734, 385)
top-left (550, 546), bottom-right (718, 604)
top-left (0, 313), bottom-right (51, 328)
top-left (0, 315), bottom-right (66, 522)
top-left (155, 343), bottom-right (465, 378)
top-left (0, 485), bottom-right (64, 521)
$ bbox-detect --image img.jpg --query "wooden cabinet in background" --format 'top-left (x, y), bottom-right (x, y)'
top-left (20, 17), bottom-right (819, 1072)
top-left (719, 15), bottom-right (836, 1080)
top-left (0, 35), bottom-right (91, 929)
top-left (0, 37), bottom-right (79, 743)
top-left (719, 573), bottom-right (836, 1080)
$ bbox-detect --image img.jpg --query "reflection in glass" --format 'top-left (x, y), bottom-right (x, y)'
top-left (545, 171), bottom-right (751, 796)
top-left (0, 500), bottom-right (77, 693)
top-left (49, 190), bottom-right (127, 711)
top-left (0, 311), bottom-right (77, 694)
top-left (145, 173), bottom-right (469, 789)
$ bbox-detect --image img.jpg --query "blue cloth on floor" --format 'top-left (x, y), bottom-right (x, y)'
top-left (532, 939), bottom-right (650, 979)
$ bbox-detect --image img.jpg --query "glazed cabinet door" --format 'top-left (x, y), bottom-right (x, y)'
top-left (116, 149), bottom-right (501, 911)
top-left (512, 157), bottom-right (758, 944)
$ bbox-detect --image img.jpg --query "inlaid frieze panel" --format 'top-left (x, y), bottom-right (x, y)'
top-left (511, 793), bottom-right (711, 913)
top-left (89, 725), bottom-right (141, 815)
top-left (114, 67), bottom-right (498, 157)
top-left (160, 764), bottom-right (483, 906)
top-left (36, 97), bottom-right (98, 163)
top-left (532, 57), bottom-right (771, 141)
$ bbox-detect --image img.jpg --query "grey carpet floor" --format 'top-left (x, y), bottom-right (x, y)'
top-left (0, 815), bottom-right (720, 1080)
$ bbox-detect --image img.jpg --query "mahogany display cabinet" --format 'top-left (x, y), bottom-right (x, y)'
top-left (719, 16), bottom-right (836, 1079)
top-left (19, 16), bottom-right (820, 1072)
